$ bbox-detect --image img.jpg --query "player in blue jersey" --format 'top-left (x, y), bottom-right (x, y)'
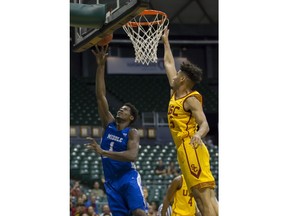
top-left (86, 45), bottom-right (147, 216)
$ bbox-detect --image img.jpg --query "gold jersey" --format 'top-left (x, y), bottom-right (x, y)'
top-left (168, 91), bottom-right (202, 148)
top-left (172, 175), bottom-right (197, 216)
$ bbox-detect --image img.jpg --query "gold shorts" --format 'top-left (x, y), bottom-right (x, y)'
top-left (177, 138), bottom-right (216, 190)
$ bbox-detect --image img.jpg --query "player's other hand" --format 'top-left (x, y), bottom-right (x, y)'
top-left (190, 134), bottom-right (203, 149)
top-left (86, 137), bottom-right (103, 155)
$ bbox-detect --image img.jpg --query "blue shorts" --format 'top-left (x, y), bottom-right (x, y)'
top-left (104, 170), bottom-right (146, 216)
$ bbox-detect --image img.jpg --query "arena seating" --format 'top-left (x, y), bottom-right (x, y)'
top-left (70, 138), bottom-right (219, 202)
top-left (70, 77), bottom-right (101, 125)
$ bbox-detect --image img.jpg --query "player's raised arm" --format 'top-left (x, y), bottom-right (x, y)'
top-left (162, 29), bottom-right (177, 90)
top-left (92, 45), bottom-right (114, 128)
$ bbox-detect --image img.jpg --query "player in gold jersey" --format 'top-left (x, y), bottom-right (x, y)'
top-left (161, 175), bottom-right (200, 216)
top-left (162, 29), bottom-right (218, 216)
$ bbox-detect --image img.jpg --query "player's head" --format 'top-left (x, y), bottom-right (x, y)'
top-left (116, 102), bottom-right (138, 125)
top-left (180, 61), bottom-right (202, 84)
top-left (171, 61), bottom-right (202, 90)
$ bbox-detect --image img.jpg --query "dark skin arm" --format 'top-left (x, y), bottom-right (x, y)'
top-left (86, 128), bottom-right (140, 162)
top-left (92, 45), bottom-right (114, 128)
top-left (161, 175), bottom-right (182, 216)
top-left (162, 176), bottom-right (201, 216)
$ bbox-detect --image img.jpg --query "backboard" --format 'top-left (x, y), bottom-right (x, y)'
top-left (70, 0), bottom-right (149, 53)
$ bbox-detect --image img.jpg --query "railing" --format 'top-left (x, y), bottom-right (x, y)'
top-left (142, 112), bottom-right (168, 127)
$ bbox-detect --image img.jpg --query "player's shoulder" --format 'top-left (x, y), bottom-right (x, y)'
top-left (185, 91), bottom-right (202, 104)
top-left (188, 90), bottom-right (202, 98)
top-left (128, 127), bottom-right (138, 132)
top-left (128, 127), bottom-right (139, 137)
top-left (172, 175), bottom-right (183, 188)
top-left (174, 175), bottom-right (183, 183)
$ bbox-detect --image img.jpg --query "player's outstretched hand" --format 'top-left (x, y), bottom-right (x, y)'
top-left (91, 45), bottom-right (109, 65)
top-left (86, 137), bottom-right (103, 155)
top-left (162, 28), bottom-right (169, 43)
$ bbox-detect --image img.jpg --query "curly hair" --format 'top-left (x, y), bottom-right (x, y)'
top-left (124, 102), bottom-right (138, 125)
top-left (180, 61), bottom-right (203, 84)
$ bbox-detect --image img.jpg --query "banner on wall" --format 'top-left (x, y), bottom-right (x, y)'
top-left (107, 57), bottom-right (187, 74)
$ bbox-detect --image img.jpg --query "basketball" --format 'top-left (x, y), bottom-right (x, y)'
top-left (97, 34), bottom-right (113, 46)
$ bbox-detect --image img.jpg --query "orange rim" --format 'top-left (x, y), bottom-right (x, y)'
top-left (126, 10), bottom-right (168, 27)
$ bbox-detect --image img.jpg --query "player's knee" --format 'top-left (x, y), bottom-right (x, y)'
top-left (192, 188), bottom-right (213, 213)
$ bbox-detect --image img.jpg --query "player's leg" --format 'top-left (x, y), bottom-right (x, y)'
top-left (121, 171), bottom-right (146, 216)
top-left (193, 193), bottom-right (204, 215)
top-left (104, 181), bottom-right (130, 216)
top-left (177, 140), bottom-right (217, 216)
top-left (210, 189), bottom-right (219, 215)
top-left (192, 143), bottom-right (218, 216)
top-left (192, 187), bottom-right (218, 216)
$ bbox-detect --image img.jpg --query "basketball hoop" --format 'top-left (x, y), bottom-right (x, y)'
top-left (123, 10), bottom-right (169, 65)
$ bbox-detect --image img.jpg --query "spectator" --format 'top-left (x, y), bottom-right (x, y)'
top-left (77, 196), bottom-right (85, 206)
top-left (142, 186), bottom-right (149, 214)
top-left (82, 194), bottom-right (88, 204)
top-left (87, 206), bottom-right (99, 216)
top-left (149, 201), bottom-right (158, 216)
top-left (85, 195), bottom-right (98, 214)
top-left (91, 181), bottom-right (105, 200)
top-left (148, 205), bottom-right (157, 216)
top-left (99, 204), bottom-right (112, 216)
top-left (154, 159), bottom-right (166, 175)
top-left (71, 181), bottom-right (83, 198)
top-left (70, 195), bottom-right (77, 216)
top-left (74, 203), bottom-right (87, 216)
top-left (166, 161), bottom-right (179, 176)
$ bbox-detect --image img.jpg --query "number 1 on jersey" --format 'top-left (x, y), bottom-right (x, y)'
top-left (109, 142), bottom-right (114, 151)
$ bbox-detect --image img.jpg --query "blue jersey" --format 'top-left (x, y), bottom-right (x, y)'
top-left (100, 122), bottom-right (146, 215)
top-left (101, 122), bottom-right (136, 181)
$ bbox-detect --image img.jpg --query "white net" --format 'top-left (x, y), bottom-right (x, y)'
top-left (122, 10), bottom-right (169, 65)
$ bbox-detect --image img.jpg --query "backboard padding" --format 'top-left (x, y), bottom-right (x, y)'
top-left (71, 0), bottom-right (149, 53)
